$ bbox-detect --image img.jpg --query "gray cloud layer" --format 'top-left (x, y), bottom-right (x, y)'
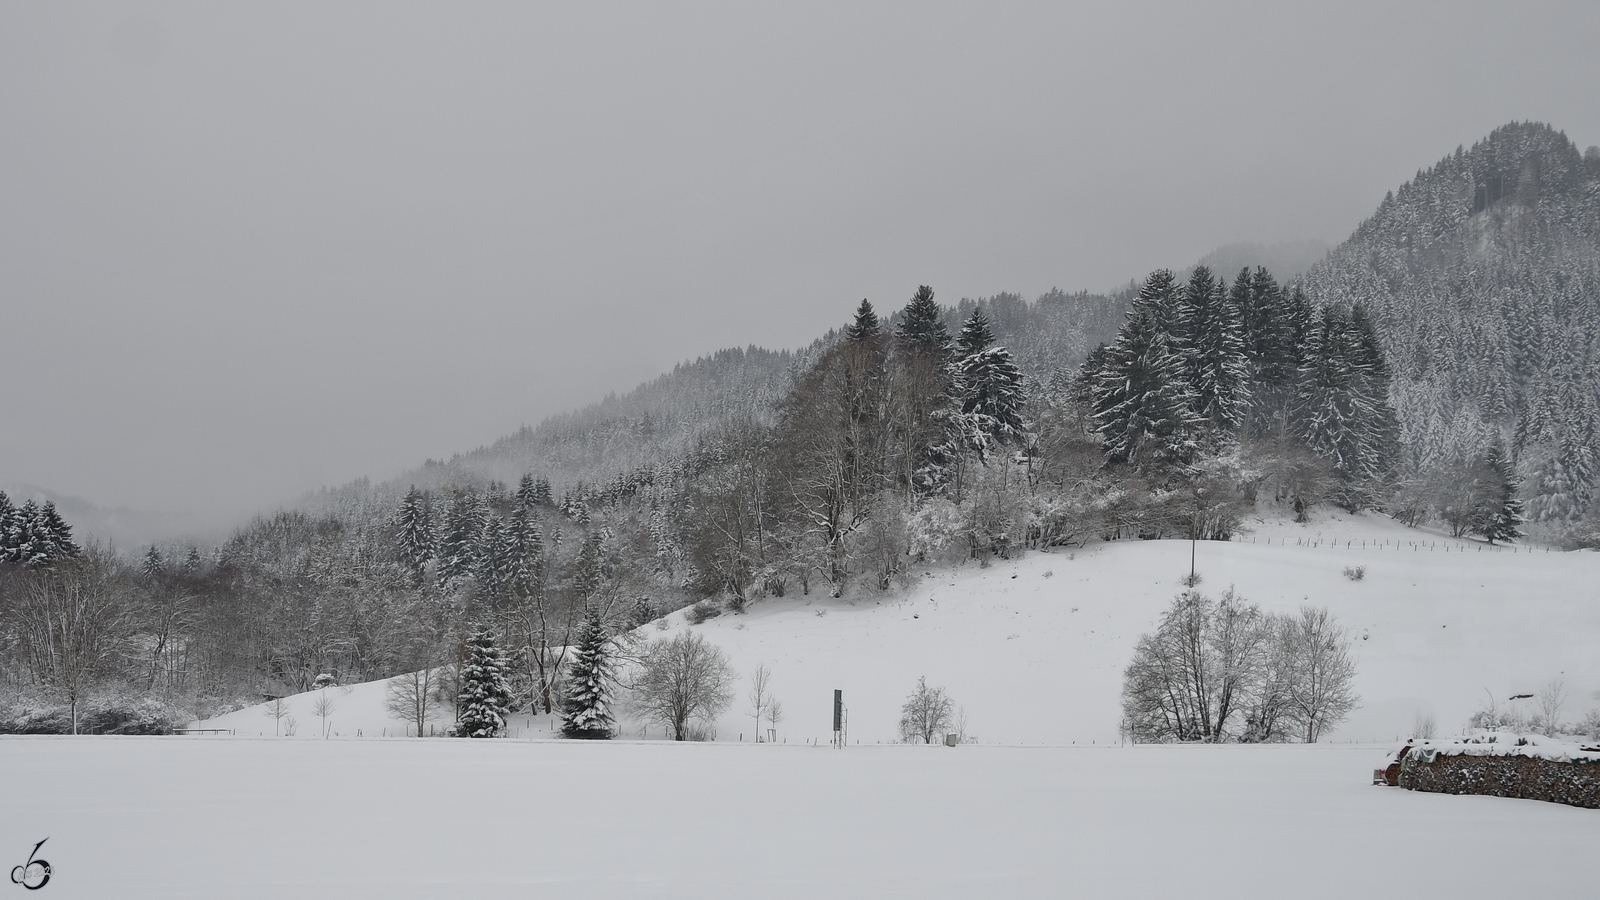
top-left (3, 1), bottom-right (1598, 523)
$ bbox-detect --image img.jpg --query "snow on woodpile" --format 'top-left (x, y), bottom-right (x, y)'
top-left (1400, 733), bottom-right (1600, 808)
top-left (1407, 732), bottom-right (1600, 764)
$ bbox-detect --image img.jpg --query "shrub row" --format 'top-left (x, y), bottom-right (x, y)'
top-left (0, 697), bottom-right (185, 735)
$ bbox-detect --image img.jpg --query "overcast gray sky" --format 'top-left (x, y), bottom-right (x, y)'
top-left (3, 1), bottom-right (1598, 523)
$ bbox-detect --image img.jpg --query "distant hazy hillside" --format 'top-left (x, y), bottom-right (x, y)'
top-left (414, 344), bottom-right (810, 488)
top-left (1194, 240), bottom-right (1331, 281)
top-left (1303, 122), bottom-right (1600, 523)
top-left (295, 285), bottom-right (1132, 523)
top-left (0, 481), bottom-right (208, 550)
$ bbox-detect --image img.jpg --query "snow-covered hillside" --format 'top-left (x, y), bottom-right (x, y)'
top-left (199, 510), bottom-right (1600, 746)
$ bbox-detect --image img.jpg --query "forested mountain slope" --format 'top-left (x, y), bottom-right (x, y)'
top-left (298, 289), bottom-right (1130, 523)
top-left (300, 344), bottom-right (819, 522)
top-left (10, 121), bottom-right (1596, 725)
top-left (1302, 122), bottom-right (1600, 523)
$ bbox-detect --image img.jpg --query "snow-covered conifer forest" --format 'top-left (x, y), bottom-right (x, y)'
top-left (10, 125), bottom-right (1595, 723)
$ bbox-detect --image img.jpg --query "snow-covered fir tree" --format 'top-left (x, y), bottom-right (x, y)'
top-left (1180, 267), bottom-right (1251, 431)
top-left (1089, 270), bottom-right (1202, 475)
top-left (895, 285), bottom-right (952, 356)
top-left (507, 503), bottom-right (544, 600)
top-left (1293, 304), bottom-right (1399, 500)
top-left (1235, 268), bottom-right (1301, 439)
top-left (0, 491), bottom-right (17, 566)
top-left (571, 531), bottom-right (605, 602)
top-left (435, 492), bottom-right (483, 590)
top-left (40, 502), bottom-right (79, 562)
top-left (5, 499), bottom-right (81, 569)
top-left (474, 515), bottom-right (514, 609)
top-left (393, 486), bottom-right (435, 586)
top-left (954, 309), bottom-right (1027, 460)
top-left (560, 608), bottom-right (618, 739)
top-left (845, 298), bottom-right (882, 344)
top-left (893, 285), bottom-right (961, 494)
top-left (140, 546), bottom-right (166, 579)
top-left (515, 472), bottom-right (542, 509)
top-left (454, 629), bottom-right (513, 738)
top-left (1475, 443), bottom-right (1526, 544)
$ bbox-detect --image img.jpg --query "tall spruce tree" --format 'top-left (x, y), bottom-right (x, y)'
top-left (475, 515), bottom-right (514, 609)
top-left (1181, 267), bottom-right (1251, 431)
top-left (560, 608), bottom-right (618, 739)
top-left (436, 492), bottom-right (484, 590)
top-left (1295, 306), bottom-right (1364, 475)
top-left (1238, 268), bottom-right (1299, 438)
top-left (393, 486), bottom-right (435, 586)
top-left (1090, 271), bottom-right (1202, 474)
top-left (0, 491), bottom-right (16, 565)
top-left (572, 531), bottom-right (605, 601)
top-left (895, 285), bottom-right (951, 356)
top-left (891, 285), bottom-right (960, 494)
top-left (13, 500), bottom-right (43, 567)
top-left (845, 299), bottom-right (882, 344)
top-left (454, 629), bottom-right (513, 738)
top-left (516, 473), bottom-right (539, 509)
top-left (1475, 444), bottom-right (1527, 544)
top-left (37, 502), bottom-right (80, 564)
top-left (508, 504), bottom-right (545, 600)
top-left (955, 309), bottom-right (1027, 459)
top-left (141, 546), bottom-right (166, 579)
top-left (1294, 304), bottom-right (1400, 503)
top-left (842, 298), bottom-right (891, 506)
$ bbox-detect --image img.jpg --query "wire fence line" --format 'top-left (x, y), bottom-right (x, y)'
top-left (1227, 535), bottom-right (1551, 553)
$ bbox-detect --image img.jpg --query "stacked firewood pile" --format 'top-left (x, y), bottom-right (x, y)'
top-left (1400, 748), bottom-right (1600, 809)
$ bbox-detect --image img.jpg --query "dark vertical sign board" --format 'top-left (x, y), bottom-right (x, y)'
top-left (833, 689), bottom-right (842, 732)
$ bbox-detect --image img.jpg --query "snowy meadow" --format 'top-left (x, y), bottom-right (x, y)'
top-left (3, 736), bottom-right (1594, 899)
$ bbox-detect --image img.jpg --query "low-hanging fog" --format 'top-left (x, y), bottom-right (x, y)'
top-left (3, 1), bottom-right (1598, 530)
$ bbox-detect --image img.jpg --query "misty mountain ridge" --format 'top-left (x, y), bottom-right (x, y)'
top-left (1193, 240), bottom-right (1331, 282)
top-left (0, 481), bottom-right (216, 552)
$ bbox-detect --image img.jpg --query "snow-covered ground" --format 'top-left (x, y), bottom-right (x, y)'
top-left (198, 509), bottom-right (1600, 746)
top-left (8, 510), bottom-right (1597, 896)
top-left (2, 736), bottom-right (1592, 898)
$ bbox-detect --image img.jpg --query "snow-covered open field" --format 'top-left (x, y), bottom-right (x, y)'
top-left (198, 510), bottom-right (1600, 746)
top-left (3, 736), bottom-right (1595, 898)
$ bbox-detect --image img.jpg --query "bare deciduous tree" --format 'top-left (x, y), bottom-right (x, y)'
top-left (899, 676), bottom-right (953, 744)
top-left (1412, 709), bottom-right (1437, 739)
top-left (264, 696), bottom-right (292, 736)
top-left (747, 664), bottom-right (775, 742)
top-left (765, 698), bottom-right (784, 742)
top-left (10, 549), bottom-right (136, 734)
top-left (386, 660), bottom-right (445, 737)
top-left (313, 690), bottom-right (336, 737)
top-left (1122, 590), bottom-right (1359, 743)
top-left (1282, 606), bottom-right (1359, 743)
top-left (632, 631), bottom-right (736, 741)
top-left (1537, 678), bottom-right (1567, 735)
